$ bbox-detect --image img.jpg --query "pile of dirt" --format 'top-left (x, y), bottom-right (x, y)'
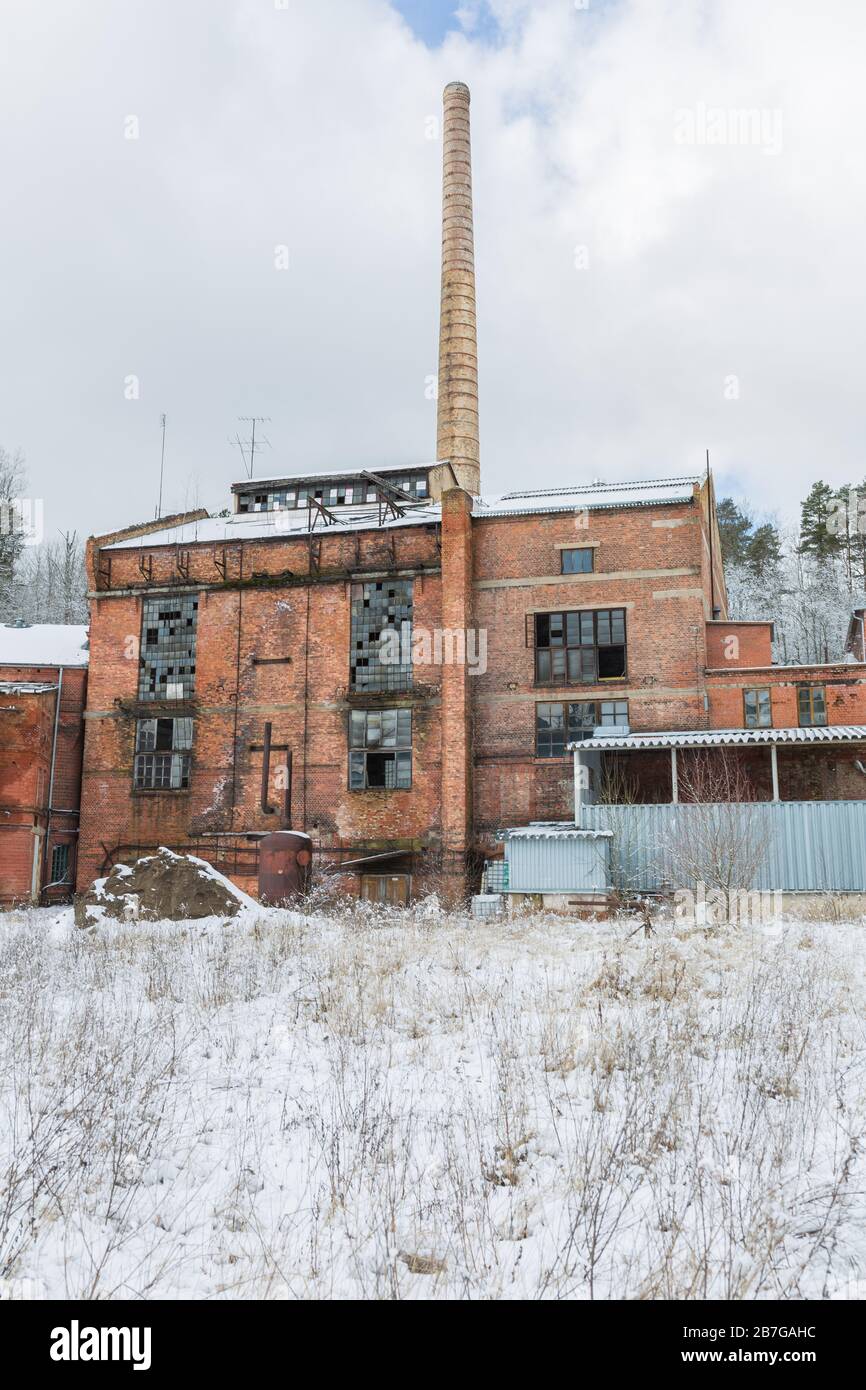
top-left (74, 848), bottom-right (246, 927)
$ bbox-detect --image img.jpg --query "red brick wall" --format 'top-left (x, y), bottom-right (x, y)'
top-left (471, 499), bottom-right (710, 836)
top-left (0, 664), bottom-right (87, 903)
top-left (0, 685), bottom-right (55, 903)
top-left (79, 523), bottom-right (450, 891)
top-left (706, 621), bottom-right (773, 668)
top-left (707, 665), bottom-right (866, 729)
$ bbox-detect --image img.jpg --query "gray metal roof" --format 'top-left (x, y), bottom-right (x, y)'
top-left (505, 824), bottom-right (612, 840)
top-left (568, 725), bottom-right (866, 752)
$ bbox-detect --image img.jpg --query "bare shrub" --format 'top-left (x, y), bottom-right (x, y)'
top-left (662, 749), bottom-right (773, 916)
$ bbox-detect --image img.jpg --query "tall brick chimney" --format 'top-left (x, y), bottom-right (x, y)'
top-left (430, 81), bottom-right (480, 499)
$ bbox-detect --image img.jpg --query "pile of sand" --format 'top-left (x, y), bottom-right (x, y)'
top-left (74, 848), bottom-right (247, 926)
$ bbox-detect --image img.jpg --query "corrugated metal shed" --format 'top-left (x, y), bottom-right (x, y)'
top-left (505, 827), bottom-right (611, 893)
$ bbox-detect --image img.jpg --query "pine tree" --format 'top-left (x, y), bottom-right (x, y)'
top-left (716, 497), bottom-right (754, 566)
top-left (798, 480), bottom-right (842, 560)
top-left (745, 521), bottom-right (783, 577)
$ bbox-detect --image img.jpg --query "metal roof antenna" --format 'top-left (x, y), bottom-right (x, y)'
top-left (156, 412), bottom-right (167, 518)
top-left (233, 416), bottom-right (272, 479)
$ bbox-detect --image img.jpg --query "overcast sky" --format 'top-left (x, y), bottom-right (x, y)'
top-left (1, 0), bottom-right (864, 542)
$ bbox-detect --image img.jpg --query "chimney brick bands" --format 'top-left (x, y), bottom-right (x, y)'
top-left (436, 81), bottom-right (480, 496)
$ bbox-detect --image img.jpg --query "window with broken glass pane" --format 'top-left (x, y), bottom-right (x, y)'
top-left (139, 594), bottom-right (198, 700)
top-left (350, 580), bottom-right (414, 692)
top-left (349, 708), bottom-right (412, 789)
top-left (134, 717), bottom-right (193, 789)
top-left (534, 608), bottom-right (626, 685)
top-left (235, 473), bottom-right (430, 512)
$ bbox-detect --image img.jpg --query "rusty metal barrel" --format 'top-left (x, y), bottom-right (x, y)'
top-left (258, 831), bottom-right (312, 905)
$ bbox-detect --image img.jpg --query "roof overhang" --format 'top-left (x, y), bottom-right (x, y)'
top-left (230, 463), bottom-right (436, 493)
top-left (332, 849), bottom-right (413, 870)
top-left (568, 725), bottom-right (866, 753)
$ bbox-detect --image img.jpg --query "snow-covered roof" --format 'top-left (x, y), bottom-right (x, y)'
top-left (103, 474), bottom-right (702, 551)
top-left (474, 476), bottom-right (700, 519)
top-left (103, 503), bottom-right (441, 549)
top-left (0, 624), bottom-right (89, 667)
top-left (504, 824), bottom-right (613, 840)
top-left (568, 725), bottom-right (866, 753)
top-left (0, 680), bottom-right (58, 695)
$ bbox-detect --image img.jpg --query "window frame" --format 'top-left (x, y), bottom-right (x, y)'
top-left (797, 685), bottom-right (827, 727)
top-left (139, 593), bottom-right (198, 702)
top-left (560, 547), bottom-right (594, 575)
top-left (348, 707), bottom-right (413, 790)
top-left (50, 842), bottom-right (71, 885)
top-left (534, 608), bottom-right (627, 686)
top-left (350, 579), bottom-right (414, 693)
top-left (535, 699), bottom-right (629, 757)
top-left (743, 686), bottom-right (772, 729)
top-left (133, 716), bottom-right (193, 791)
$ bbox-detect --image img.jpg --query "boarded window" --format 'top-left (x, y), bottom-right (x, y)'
top-left (134, 716), bottom-right (193, 789)
top-left (139, 594), bottom-right (198, 701)
top-left (350, 580), bottom-right (414, 692)
top-left (360, 874), bottom-right (410, 905)
top-left (349, 708), bottom-right (412, 789)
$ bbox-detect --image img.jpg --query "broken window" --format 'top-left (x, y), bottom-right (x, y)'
top-left (534, 609), bottom-right (626, 685)
top-left (236, 473), bottom-right (430, 512)
top-left (134, 717), bottom-right (193, 789)
top-left (744, 687), bottom-right (772, 728)
top-left (797, 685), bottom-right (827, 727)
top-left (139, 594), bottom-right (198, 701)
top-left (350, 580), bottom-right (413, 692)
top-left (349, 708), bottom-right (412, 789)
top-left (535, 700), bottom-right (628, 757)
top-left (560, 547), bottom-right (594, 575)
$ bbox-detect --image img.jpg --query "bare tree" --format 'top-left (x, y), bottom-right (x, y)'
top-left (662, 749), bottom-right (773, 917)
top-left (0, 445), bottom-right (27, 620)
top-left (3, 531), bottom-right (88, 625)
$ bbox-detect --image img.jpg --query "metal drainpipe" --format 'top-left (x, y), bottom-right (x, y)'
top-left (40, 666), bottom-right (64, 900)
top-left (228, 563), bottom-right (243, 832)
top-left (302, 583), bottom-right (311, 828)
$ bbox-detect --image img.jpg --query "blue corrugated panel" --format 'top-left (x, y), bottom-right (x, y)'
top-left (579, 801), bottom-right (866, 892)
top-left (506, 832), bottom-right (610, 893)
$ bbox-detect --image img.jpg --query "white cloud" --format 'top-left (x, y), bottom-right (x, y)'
top-left (0, 0), bottom-right (863, 539)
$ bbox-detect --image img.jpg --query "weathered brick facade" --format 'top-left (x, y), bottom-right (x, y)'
top-left (74, 466), bottom-right (866, 901)
top-left (0, 632), bottom-right (88, 904)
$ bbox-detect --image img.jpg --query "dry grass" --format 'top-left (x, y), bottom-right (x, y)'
top-left (0, 903), bottom-right (864, 1299)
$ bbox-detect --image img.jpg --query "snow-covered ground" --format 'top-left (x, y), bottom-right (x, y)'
top-left (1, 902), bottom-right (865, 1300)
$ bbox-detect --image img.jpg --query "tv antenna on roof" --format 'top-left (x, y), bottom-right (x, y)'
top-left (156, 412), bottom-right (167, 518)
top-left (231, 416), bottom-right (271, 479)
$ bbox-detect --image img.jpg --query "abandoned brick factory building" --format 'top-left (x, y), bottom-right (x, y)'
top-left (69, 82), bottom-right (866, 905)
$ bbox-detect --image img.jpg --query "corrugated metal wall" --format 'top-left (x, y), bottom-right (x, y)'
top-left (507, 835), bottom-right (610, 893)
top-left (578, 801), bottom-right (866, 892)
